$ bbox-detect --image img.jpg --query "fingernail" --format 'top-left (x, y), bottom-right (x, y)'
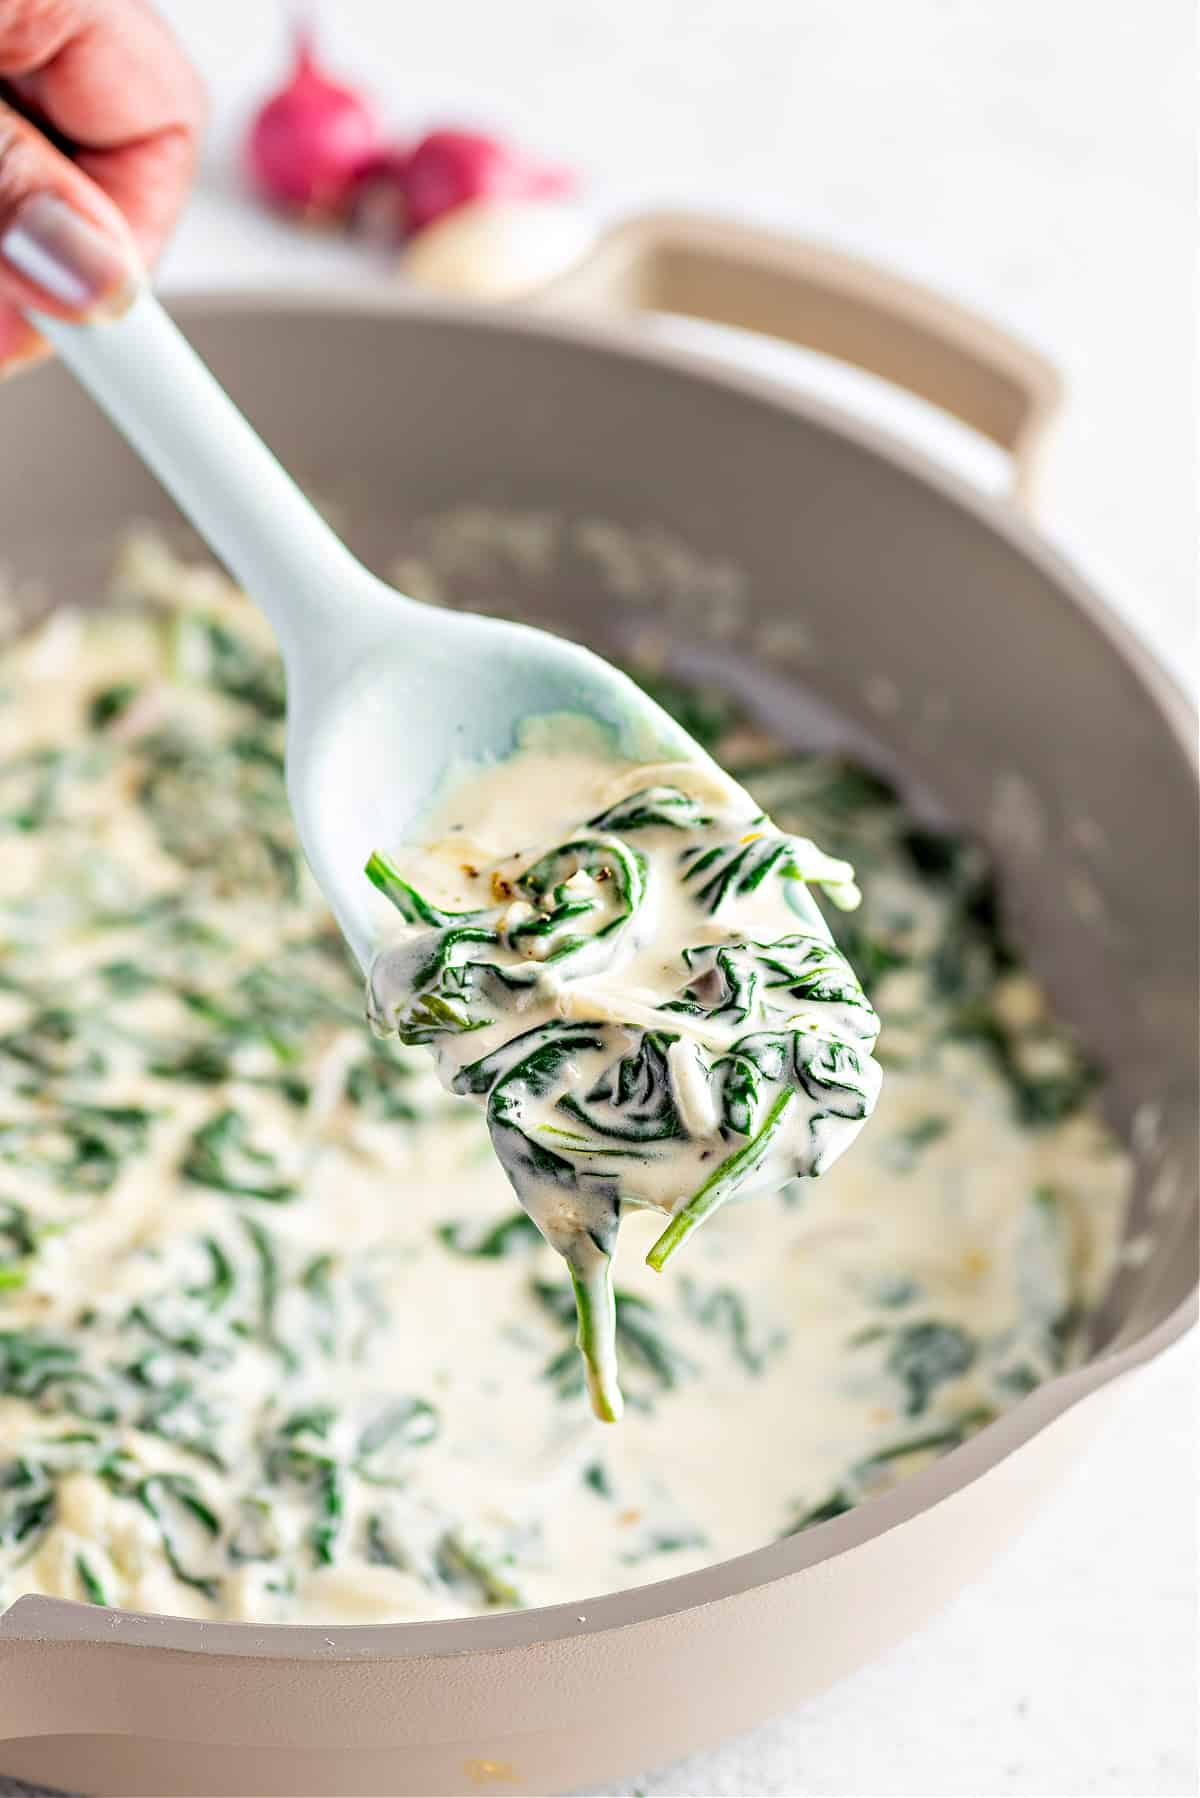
top-left (0, 193), bottom-right (137, 316)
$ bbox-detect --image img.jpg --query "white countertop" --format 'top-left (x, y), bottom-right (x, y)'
top-left (6, 3), bottom-right (1195, 1795)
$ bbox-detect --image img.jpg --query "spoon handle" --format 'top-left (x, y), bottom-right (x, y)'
top-left (32, 288), bottom-right (365, 666)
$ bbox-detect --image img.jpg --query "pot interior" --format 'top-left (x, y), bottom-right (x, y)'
top-left (1, 300), bottom-right (1195, 1355)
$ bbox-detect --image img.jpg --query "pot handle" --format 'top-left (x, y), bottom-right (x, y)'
top-left (537, 211), bottom-right (1061, 506)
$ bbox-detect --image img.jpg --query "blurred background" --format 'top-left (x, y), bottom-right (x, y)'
top-left (152, 0), bottom-right (1195, 687)
top-left (131, 5), bottom-right (1197, 1795)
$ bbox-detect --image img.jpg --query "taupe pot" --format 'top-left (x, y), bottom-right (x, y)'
top-left (0, 215), bottom-right (1195, 1798)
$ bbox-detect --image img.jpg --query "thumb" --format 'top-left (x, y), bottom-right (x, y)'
top-left (0, 95), bottom-right (139, 349)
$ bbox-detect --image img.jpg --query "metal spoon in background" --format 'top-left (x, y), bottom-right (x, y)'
top-left (30, 286), bottom-right (715, 972)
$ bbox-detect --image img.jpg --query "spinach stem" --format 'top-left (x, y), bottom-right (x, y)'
top-left (647, 1089), bottom-right (795, 1271)
top-left (570, 1261), bottom-right (623, 1423)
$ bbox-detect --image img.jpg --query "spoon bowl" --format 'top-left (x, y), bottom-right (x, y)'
top-left (35, 288), bottom-right (704, 969)
top-left (287, 591), bottom-right (704, 966)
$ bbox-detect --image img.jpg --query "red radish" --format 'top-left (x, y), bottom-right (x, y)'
top-left (347, 146), bottom-right (412, 246)
top-left (246, 26), bottom-right (383, 219)
top-left (402, 129), bottom-right (574, 236)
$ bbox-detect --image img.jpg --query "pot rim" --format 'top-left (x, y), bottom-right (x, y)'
top-left (4, 288), bottom-right (1195, 1664)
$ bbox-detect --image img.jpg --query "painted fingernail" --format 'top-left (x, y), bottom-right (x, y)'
top-left (0, 193), bottom-right (137, 316)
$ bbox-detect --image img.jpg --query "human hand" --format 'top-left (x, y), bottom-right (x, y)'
top-left (0, 0), bottom-right (204, 374)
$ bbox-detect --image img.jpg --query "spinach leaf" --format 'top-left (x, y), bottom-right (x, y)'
top-left (855, 1406), bottom-right (995, 1478)
top-left (242, 1216), bottom-right (295, 1367)
top-left (621, 1526), bottom-right (708, 1564)
top-left (344, 1047), bottom-right (421, 1120)
top-left (88, 682), bottom-right (139, 731)
top-left (260, 1432), bottom-right (343, 1569)
top-left (0, 1331), bottom-right (110, 1416)
top-left (782, 1407), bottom-right (996, 1535)
top-left (99, 958), bottom-right (158, 995)
top-left (181, 1110), bottom-right (296, 1202)
top-left (681, 1280), bottom-right (786, 1374)
top-left (229, 1495), bottom-right (281, 1564)
top-left (365, 1511), bottom-right (409, 1570)
top-left (136, 1472), bottom-right (222, 1599)
top-left (531, 1279), bottom-right (693, 1400)
top-left (435, 1529), bottom-right (522, 1609)
top-left (184, 1237), bottom-right (235, 1311)
top-left (780, 1489), bottom-right (855, 1536)
top-left (612, 1291), bottom-right (696, 1390)
top-left (75, 1552), bottom-right (110, 1605)
top-left (882, 1114), bottom-right (951, 1171)
top-left (356, 1397), bottom-right (440, 1470)
top-left (0, 1104), bottom-right (155, 1193)
top-left (0, 1200), bottom-right (39, 1289)
top-left (950, 1007), bottom-right (1097, 1127)
top-left (680, 834), bottom-right (778, 911)
top-left (0, 1458), bottom-right (54, 1548)
top-left (558, 1031), bottom-right (684, 1143)
top-left (588, 786), bottom-right (713, 833)
top-left (0, 748), bottom-right (68, 832)
top-left (582, 1461), bottom-right (613, 1499)
top-left (885, 1320), bottom-right (976, 1415)
top-left (0, 1006), bottom-right (107, 1079)
top-left (649, 1031), bottom-right (878, 1271)
top-left (183, 615), bottom-right (286, 719)
top-left (436, 1211), bottom-right (542, 1258)
top-left (133, 1379), bottom-right (228, 1471)
top-left (137, 727), bottom-right (298, 898)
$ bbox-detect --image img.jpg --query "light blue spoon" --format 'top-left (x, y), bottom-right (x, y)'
top-left (34, 289), bottom-right (711, 970)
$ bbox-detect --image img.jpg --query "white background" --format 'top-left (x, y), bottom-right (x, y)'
top-left (16, 4), bottom-right (1200, 1795)
top-left (154, 0), bottom-right (1196, 683)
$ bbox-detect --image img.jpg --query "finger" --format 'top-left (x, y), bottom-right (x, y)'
top-left (0, 0), bottom-right (80, 80)
top-left (0, 0), bottom-right (204, 268)
top-left (0, 0), bottom-right (207, 148)
top-left (76, 126), bottom-right (201, 264)
top-left (0, 96), bottom-right (138, 322)
top-left (0, 303), bottom-right (47, 376)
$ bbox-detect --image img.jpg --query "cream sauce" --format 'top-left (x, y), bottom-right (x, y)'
top-left (0, 538), bottom-right (1128, 1624)
top-left (367, 735), bottom-right (881, 1418)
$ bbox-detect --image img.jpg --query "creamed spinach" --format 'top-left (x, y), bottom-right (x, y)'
top-left (0, 537), bottom-right (1127, 1623)
top-left (366, 751), bottom-right (882, 1419)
